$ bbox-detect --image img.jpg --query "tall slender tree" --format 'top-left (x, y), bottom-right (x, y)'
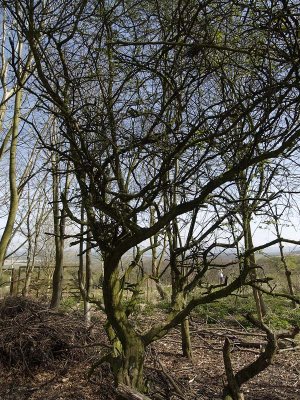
top-left (0, 5), bottom-right (33, 272)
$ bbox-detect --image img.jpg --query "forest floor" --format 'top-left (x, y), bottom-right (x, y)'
top-left (0, 297), bottom-right (299, 400)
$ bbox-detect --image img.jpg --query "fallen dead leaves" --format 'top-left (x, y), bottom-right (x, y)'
top-left (0, 297), bottom-right (299, 400)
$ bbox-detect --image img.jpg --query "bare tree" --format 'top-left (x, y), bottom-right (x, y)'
top-left (22, 177), bottom-right (52, 296)
top-left (270, 205), bottom-right (297, 308)
top-left (0, 6), bottom-right (33, 271)
top-left (78, 205), bottom-right (92, 327)
top-left (7, 0), bottom-right (300, 392)
top-left (49, 132), bottom-right (71, 309)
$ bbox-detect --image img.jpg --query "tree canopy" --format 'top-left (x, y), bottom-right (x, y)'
top-left (2, 0), bottom-right (300, 396)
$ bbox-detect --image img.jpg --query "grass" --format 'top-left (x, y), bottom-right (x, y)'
top-left (120, 281), bottom-right (300, 332)
top-left (263, 296), bottom-right (300, 330)
top-left (193, 292), bottom-right (300, 330)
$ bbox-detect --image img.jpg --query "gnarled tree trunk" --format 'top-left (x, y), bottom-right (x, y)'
top-left (103, 255), bottom-right (146, 391)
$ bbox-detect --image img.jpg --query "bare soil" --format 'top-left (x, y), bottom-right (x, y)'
top-left (0, 298), bottom-right (299, 400)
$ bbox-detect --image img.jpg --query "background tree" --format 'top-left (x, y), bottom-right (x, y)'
top-left (78, 205), bottom-right (92, 327)
top-left (0, 5), bottom-right (33, 272)
top-left (49, 130), bottom-right (71, 309)
top-left (269, 205), bottom-right (298, 308)
top-left (22, 177), bottom-right (51, 296)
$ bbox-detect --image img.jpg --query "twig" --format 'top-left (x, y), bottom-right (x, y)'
top-left (248, 283), bottom-right (300, 305)
top-left (24, 373), bottom-right (58, 393)
top-left (194, 327), bottom-right (266, 337)
top-left (279, 346), bottom-right (300, 353)
top-left (67, 342), bottom-right (112, 350)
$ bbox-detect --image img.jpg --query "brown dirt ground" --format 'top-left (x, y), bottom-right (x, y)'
top-left (0, 300), bottom-right (299, 400)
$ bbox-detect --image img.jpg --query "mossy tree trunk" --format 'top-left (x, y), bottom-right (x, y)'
top-left (102, 254), bottom-right (146, 391)
top-left (171, 260), bottom-right (193, 359)
top-left (181, 314), bottom-right (192, 359)
top-left (168, 213), bottom-right (193, 360)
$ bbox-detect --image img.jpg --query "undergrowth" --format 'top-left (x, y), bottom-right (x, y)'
top-left (194, 294), bottom-right (300, 329)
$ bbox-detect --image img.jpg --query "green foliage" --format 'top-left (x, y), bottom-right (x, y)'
top-left (195, 295), bottom-right (256, 324)
top-left (264, 297), bottom-right (300, 330)
top-left (156, 299), bottom-right (172, 312)
top-left (285, 256), bottom-right (300, 272)
top-left (60, 295), bottom-right (82, 312)
top-left (194, 294), bottom-right (300, 330)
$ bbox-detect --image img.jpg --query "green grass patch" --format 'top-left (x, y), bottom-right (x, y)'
top-left (194, 293), bottom-right (300, 330)
top-left (263, 296), bottom-right (300, 330)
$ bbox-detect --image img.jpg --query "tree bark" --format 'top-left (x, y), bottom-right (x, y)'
top-left (150, 206), bottom-right (167, 300)
top-left (10, 267), bottom-right (18, 296)
top-left (84, 229), bottom-right (92, 326)
top-left (223, 338), bottom-right (245, 400)
top-left (50, 207), bottom-right (64, 309)
top-left (78, 205), bottom-right (92, 327)
top-left (50, 150), bottom-right (68, 309)
top-left (0, 87), bottom-right (22, 270)
top-left (23, 190), bottom-right (34, 296)
top-left (274, 215), bottom-right (297, 308)
top-left (222, 314), bottom-right (278, 400)
top-left (244, 217), bottom-right (266, 321)
top-left (103, 255), bottom-right (146, 391)
top-left (181, 316), bottom-right (192, 359)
